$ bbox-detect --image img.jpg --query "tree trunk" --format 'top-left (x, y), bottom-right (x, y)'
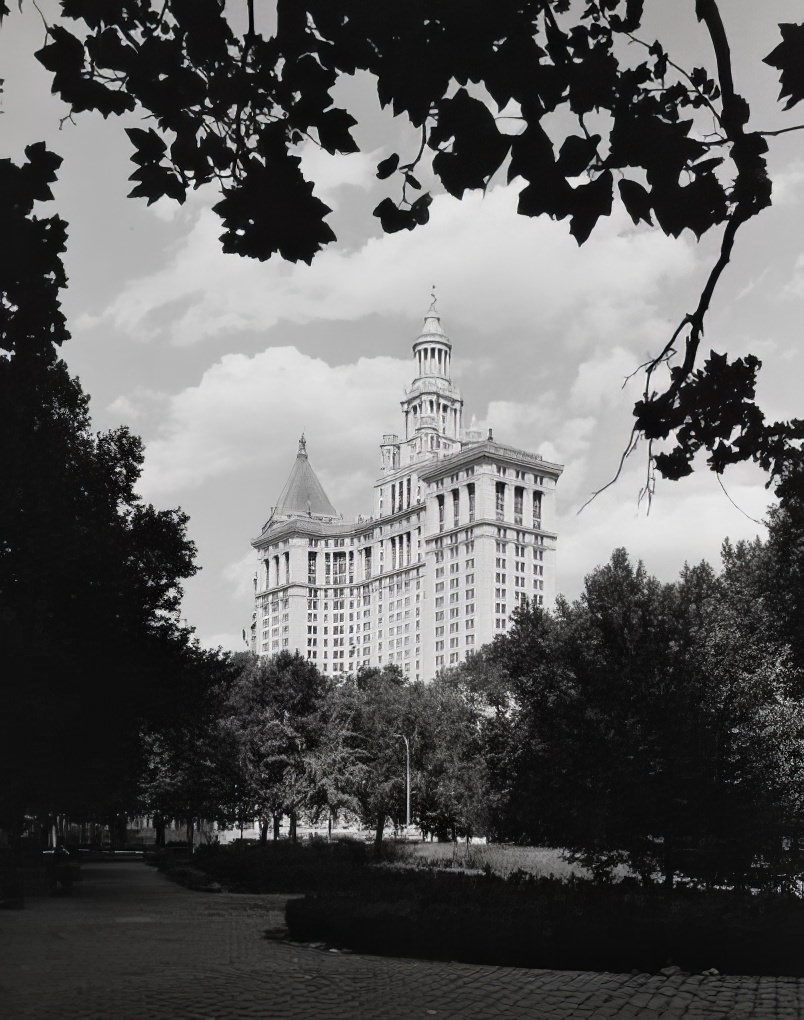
top-left (328, 815), bottom-right (332, 842)
top-left (273, 813), bottom-right (281, 841)
top-left (374, 811), bottom-right (385, 850)
top-left (259, 819), bottom-right (268, 844)
top-left (154, 813), bottom-right (166, 848)
top-left (289, 808), bottom-right (297, 843)
top-left (186, 816), bottom-right (195, 849)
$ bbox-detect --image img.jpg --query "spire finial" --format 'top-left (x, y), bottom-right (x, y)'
top-left (428, 284), bottom-right (438, 315)
top-left (298, 433), bottom-right (307, 457)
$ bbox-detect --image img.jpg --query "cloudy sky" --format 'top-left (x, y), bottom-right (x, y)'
top-left (2, 3), bottom-right (802, 651)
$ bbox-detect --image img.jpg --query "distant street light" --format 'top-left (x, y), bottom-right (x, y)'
top-left (394, 733), bottom-right (411, 830)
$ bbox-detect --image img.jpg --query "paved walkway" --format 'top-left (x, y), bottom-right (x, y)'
top-left (2, 861), bottom-right (804, 1019)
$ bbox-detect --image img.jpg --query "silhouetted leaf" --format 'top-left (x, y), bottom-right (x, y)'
top-left (125, 127), bottom-right (168, 165)
top-left (410, 192), bottom-right (432, 225)
top-left (430, 89), bottom-right (511, 197)
top-left (372, 197), bottom-right (417, 233)
top-left (569, 170), bottom-right (613, 244)
top-left (128, 163), bottom-right (187, 205)
top-left (213, 157), bottom-right (335, 262)
top-left (618, 179), bottom-right (653, 226)
top-left (316, 108), bottom-right (359, 155)
top-left (764, 23), bottom-right (804, 110)
top-left (36, 25), bottom-right (85, 77)
top-left (376, 153), bottom-right (399, 180)
top-left (556, 134), bottom-right (601, 178)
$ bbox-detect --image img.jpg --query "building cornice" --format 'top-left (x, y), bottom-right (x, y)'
top-left (417, 440), bottom-right (563, 482)
top-left (252, 515), bottom-right (376, 549)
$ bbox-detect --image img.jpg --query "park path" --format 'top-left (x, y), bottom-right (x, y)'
top-left (2, 859), bottom-right (804, 1019)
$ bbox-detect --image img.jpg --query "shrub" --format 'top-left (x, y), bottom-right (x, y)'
top-left (286, 868), bottom-right (804, 975)
top-left (192, 839), bottom-right (367, 893)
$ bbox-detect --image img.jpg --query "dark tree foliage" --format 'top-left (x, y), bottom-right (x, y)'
top-left (463, 551), bottom-right (804, 889)
top-left (222, 651), bottom-right (329, 840)
top-left (407, 673), bottom-right (489, 842)
top-left (762, 471), bottom-right (804, 672)
top-left (21, 0), bottom-right (804, 487)
top-left (139, 646), bottom-right (240, 845)
top-left (0, 146), bottom-right (201, 834)
top-left (342, 665), bottom-right (415, 847)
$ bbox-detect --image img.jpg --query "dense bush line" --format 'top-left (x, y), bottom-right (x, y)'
top-left (191, 840), bottom-right (368, 893)
top-left (286, 870), bottom-right (804, 976)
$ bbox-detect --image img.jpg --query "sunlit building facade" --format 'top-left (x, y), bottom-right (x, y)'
top-left (251, 307), bottom-right (563, 680)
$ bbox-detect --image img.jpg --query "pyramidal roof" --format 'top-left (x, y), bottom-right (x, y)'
top-left (273, 435), bottom-right (338, 519)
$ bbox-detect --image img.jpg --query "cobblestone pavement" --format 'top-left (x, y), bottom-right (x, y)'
top-left (2, 861), bottom-right (804, 1019)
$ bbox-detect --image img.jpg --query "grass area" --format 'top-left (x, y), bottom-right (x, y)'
top-left (397, 842), bottom-right (594, 880)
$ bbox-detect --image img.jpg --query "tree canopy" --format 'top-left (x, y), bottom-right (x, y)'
top-left (0, 143), bottom-right (212, 835)
top-left (15, 0), bottom-right (804, 489)
top-left (456, 540), bottom-right (804, 887)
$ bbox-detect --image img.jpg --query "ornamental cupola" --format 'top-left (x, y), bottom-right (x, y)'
top-left (401, 294), bottom-right (463, 442)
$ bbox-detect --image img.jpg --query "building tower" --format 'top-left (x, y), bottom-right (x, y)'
top-left (251, 305), bottom-right (563, 679)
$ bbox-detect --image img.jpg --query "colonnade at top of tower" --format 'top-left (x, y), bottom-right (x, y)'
top-left (402, 309), bottom-right (463, 443)
top-left (413, 338), bottom-right (452, 380)
top-left (412, 311), bottom-right (452, 381)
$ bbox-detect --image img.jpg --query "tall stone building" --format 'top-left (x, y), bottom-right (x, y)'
top-left (251, 307), bottom-right (563, 680)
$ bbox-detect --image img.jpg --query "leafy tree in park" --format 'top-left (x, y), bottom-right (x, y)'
top-left (23, 0), bottom-right (804, 487)
top-left (303, 677), bottom-right (366, 835)
top-left (139, 647), bottom-right (239, 846)
top-left (330, 665), bottom-right (417, 848)
top-left (686, 539), bottom-right (804, 884)
top-left (0, 144), bottom-right (200, 836)
top-left (411, 672), bottom-right (490, 842)
top-left (469, 553), bottom-right (804, 888)
top-left (457, 602), bottom-right (582, 847)
top-left (222, 651), bottom-right (328, 841)
top-left (757, 473), bottom-right (804, 671)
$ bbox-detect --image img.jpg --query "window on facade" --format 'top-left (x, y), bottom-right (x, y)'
top-left (495, 481), bottom-right (505, 521)
top-left (437, 494), bottom-right (445, 532)
top-left (514, 486), bottom-right (524, 525)
top-left (452, 489), bottom-right (459, 528)
top-left (533, 490), bottom-right (543, 527)
top-left (467, 482), bottom-right (475, 522)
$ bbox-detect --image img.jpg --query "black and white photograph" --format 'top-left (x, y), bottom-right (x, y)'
top-left (2, 2), bottom-right (804, 1017)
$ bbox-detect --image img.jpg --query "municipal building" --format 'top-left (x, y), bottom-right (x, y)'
top-left (251, 306), bottom-right (563, 681)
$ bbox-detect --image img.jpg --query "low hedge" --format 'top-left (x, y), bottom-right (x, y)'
top-left (191, 839), bottom-right (368, 893)
top-left (285, 869), bottom-right (804, 975)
